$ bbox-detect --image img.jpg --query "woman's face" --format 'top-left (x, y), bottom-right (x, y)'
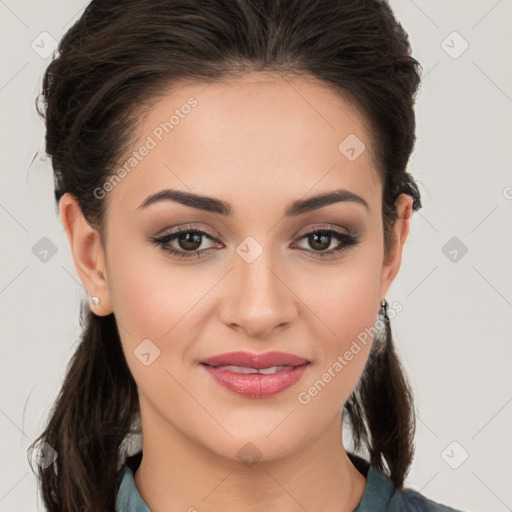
top-left (66, 72), bottom-right (411, 463)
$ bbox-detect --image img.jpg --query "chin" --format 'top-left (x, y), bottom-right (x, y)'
top-left (203, 429), bottom-right (308, 467)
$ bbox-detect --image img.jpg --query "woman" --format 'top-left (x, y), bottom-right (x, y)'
top-left (28, 0), bottom-right (465, 510)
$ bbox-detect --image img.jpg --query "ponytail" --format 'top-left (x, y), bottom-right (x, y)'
top-left (344, 299), bottom-right (416, 490)
top-left (28, 302), bottom-right (139, 511)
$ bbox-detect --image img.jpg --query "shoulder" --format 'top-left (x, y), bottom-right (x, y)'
top-left (399, 487), bottom-right (466, 512)
top-left (347, 452), bottom-right (466, 512)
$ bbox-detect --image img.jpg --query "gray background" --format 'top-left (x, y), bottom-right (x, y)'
top-left (1, 1), bottom-right (511, 510)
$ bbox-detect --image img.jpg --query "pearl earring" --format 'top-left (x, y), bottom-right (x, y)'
top-left (91, 296), bottom-right (100, 308)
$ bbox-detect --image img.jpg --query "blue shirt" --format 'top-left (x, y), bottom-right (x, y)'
top-left (116, 451), bottom-right (465, 511)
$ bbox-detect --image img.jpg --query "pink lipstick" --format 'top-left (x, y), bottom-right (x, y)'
top-left (200, 350), bottom-right (310, 398)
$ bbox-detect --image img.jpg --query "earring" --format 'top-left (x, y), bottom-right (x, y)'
top-left (380, 298), bottom-right (389, 325)
top-left (91, 296), bottom-right (100, 308)
top-left (378, 297), bottom-right (393, 349)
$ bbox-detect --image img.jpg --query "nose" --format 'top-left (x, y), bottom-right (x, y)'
top-left (219, 249), bottom-right (297, 339)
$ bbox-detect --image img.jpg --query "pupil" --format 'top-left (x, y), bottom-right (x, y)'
top-left (179, 232), bottom-right (201, 250)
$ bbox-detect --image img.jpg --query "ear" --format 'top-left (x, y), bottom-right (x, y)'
top-left (378, 193), bottom-right (414, 301)
top-left (59, 192), bottom-right (113, 316)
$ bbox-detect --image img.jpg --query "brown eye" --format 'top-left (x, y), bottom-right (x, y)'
top-left (176, 232), bottom-right (203, 251)
top-left (151, 226), bottom-right (220, 259)
top-left (292, 228), bottom-right (360, 258)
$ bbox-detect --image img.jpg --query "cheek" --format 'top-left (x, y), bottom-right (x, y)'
top-left (309, 241), bottom-right (382, 343)
top-left (298, 243), bottom-right (382, 401)
top-left (107, 254), bottom-right (206, 412)
top-left (299, 302), bottom-right (377, 412)
top-left (106, 239), bottom-right (206, 361)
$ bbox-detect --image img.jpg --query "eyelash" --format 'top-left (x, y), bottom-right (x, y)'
top-left (151, 224), bottom-right (360, 260)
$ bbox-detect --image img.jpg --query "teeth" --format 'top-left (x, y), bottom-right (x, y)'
top-left (212, 365), bottom-right (292, 374)
top-left (214, 365), bottom-right (259, 374)
top-left (258, 365), bottom-right (290, 374)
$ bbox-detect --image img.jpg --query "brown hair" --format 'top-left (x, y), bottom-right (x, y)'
top-left (28, 0), bottom-right (423, 509)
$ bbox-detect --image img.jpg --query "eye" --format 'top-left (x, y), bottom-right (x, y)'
top-left (150, 225), bottom-right (360, 259)
top-left (292, 226), bottom-right (360, 259)
top-left (150, 225), bottom-right (221, 259)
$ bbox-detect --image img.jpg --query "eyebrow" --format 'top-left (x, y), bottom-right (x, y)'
top-left (137, 188), bottom-right (369, 216)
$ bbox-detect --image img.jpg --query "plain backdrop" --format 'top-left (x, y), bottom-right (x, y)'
top-left (1, 1), bottom-right (511, 511)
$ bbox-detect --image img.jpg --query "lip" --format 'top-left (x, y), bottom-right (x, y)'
top-left (201, 363), bottom-right (310, 398)
top-left (200, 350), bottom-right (309, 369)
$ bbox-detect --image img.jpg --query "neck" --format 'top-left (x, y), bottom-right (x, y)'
top-left (133, 402), bottom-right (367, 512)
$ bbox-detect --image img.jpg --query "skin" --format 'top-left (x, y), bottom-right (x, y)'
top-left (59, 72), bottom-right (412, 512)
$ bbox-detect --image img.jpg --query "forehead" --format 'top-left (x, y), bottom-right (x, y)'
top-left (104, 72), bottom-right (381, 216)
